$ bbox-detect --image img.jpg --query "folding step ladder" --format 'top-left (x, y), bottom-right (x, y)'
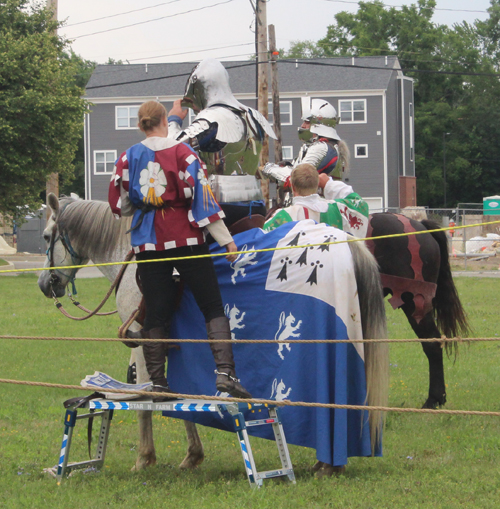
top-left (54, 398), bottom-right (296, 488)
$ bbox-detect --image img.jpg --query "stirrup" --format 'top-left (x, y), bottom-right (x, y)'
top-left (214, 369), bottom-right (240, 383)
top-left (150, 384), bottom-right (178, 402)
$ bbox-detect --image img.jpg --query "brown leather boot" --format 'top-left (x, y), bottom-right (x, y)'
top-left (142, 327), bottom-right (176, 402)
top-left (206, 317), bottom-right (251, 399)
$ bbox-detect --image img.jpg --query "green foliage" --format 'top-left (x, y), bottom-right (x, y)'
top-left (0, 0), bottom-right (88, 220)
top-left (283, 0), bottom-right (500, 208)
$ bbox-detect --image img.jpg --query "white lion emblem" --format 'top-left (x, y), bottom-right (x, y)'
top-left (274, 311), bottom-right (302, 360)
top-left (230, 245), bottom-right (258, 284)
top-left (270, 378), bottom-right (292, 401)
top-left (224, 304), bottom-right (246, 339)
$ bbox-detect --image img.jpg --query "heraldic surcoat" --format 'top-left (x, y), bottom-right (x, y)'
top-left (109, 137), bottom-right (225, 253)
top-left (263, 192), bottom-right (369, 239)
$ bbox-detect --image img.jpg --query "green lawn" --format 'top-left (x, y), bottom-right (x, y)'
top-left (0, 275), bottom-right (498, 508)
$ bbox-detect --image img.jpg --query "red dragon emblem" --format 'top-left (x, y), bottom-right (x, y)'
top-left (341, 209), bottom-right (364, 230)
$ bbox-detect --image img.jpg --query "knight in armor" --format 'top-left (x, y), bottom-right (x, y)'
top-left (108, 100), bottom-right (251, 400)
top-left (263, 98), bottom-right (368, 234)
top-left (264, 163), bottom-right (369, 238)
top-left (168, 58), bottom-right (276, 176)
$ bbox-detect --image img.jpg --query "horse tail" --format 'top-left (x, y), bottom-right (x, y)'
top-left (337, 139), bottom-right (351, 178)
top-left (349, 240), bottom-right (389, 454)
top-left (421, 220), bottom-right (471, 348)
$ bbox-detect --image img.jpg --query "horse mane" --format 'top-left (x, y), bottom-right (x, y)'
top-left (57, 197), bottom-right (132, 260)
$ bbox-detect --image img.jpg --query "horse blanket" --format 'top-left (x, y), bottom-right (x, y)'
top-left (164, 220), bottom-right (378, 466)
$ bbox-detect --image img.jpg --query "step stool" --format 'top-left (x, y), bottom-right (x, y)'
top-left (54, 398), bottom-right (296, 488)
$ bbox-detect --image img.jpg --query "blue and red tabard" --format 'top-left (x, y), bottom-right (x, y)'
top-left (108, 137), bottom-right (225, 253)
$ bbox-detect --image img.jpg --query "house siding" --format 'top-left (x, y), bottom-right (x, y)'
top-left (84, 57), bottom-right (413, 210)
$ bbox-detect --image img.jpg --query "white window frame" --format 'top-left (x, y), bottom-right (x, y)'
top-left (115, 105), bottom-right (140, 130)
top-left (338, 99), bottom-right (367, 124)
top-left (93, 150), bottom-right (117, 175)
top-left (409, 102), bottom-right (414, 162)
top-left (268, 100), bottom-right (293, 126)
top-left (354, 144), bottom-right (368, 158)
top-left (188, 109), bottom-right (197, 125)
top-left (282, 146), bottom-right (293, 161)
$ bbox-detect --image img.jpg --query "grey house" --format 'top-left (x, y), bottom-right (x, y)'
top-left (84, 56), bottom-right (415, 211)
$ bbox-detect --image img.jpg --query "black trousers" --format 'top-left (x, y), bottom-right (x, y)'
top-left (136, 244), bottom-right (225, 332)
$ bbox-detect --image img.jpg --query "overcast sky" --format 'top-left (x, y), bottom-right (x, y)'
top-left (55, 0), bottom-right (493, 64)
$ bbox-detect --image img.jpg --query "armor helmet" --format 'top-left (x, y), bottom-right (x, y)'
top-left (181, 58), bottom-right (240, 113)
top-left (302, 99), bottom-right (340, 140)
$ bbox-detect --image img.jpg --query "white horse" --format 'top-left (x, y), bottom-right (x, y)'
top-left (38, 193), bottom-right (389, 476)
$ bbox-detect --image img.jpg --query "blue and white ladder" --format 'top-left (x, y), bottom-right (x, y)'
top-left (55, 398), bottom-right (296, 488)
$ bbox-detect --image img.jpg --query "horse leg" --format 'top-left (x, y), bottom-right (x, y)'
top-left (179, 421), bottom-right (205, 470)
top-left (401, 304), bottom-right (446, 409)
top-left (131, 347), bottom-right (157, 471)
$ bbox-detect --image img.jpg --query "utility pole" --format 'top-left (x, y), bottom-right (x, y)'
top-left (268, 24), bottom-right (282, 163)
top-left (46, 0), bottom-right (59, 220)
top-left (255, 0), bottom-right (269, 166)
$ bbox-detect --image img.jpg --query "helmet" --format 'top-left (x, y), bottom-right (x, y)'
top-left (302, 99), bottom-right (340, 140)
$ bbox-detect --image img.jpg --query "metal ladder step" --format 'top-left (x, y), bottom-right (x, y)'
top-left (53, 398), bottom-right (296, 488)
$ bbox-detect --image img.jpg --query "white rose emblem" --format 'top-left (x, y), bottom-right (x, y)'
top-left (139, 162), bottom-right (167, 206)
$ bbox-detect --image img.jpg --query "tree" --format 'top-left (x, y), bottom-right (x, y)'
top-left (0, 0), bottom-right (87, 221)
top-left (284, 0), bottom-right (500, 207)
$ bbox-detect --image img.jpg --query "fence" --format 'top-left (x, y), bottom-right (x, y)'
top-left (371, 204), bottom-right (500, 271)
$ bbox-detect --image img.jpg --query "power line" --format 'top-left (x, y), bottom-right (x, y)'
top-left (71, 0), bottom-right (236, 40)
top-left (64, 0), bottom-right (186, 28)
top-left (85, 57), bottom-right (500, 91)
top-left (322, 0), bottom-right (488, 14)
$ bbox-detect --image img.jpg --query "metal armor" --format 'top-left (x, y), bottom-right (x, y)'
top-left (171, 58), bottom-right (276, 177)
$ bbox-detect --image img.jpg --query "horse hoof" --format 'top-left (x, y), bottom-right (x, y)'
top-left (131, 456), bottom-right (156, 471)
top-left (311, 461), bottom-right (324, 472)
top-left (422, 397), bottom-right (445, 409)
top-left (179, 454), bottom-right (204, 470)
top-left (316, 464), bottom-right (346, 478)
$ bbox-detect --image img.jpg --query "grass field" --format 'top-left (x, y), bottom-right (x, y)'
top-left (0, 274), bottom-right (499, 508)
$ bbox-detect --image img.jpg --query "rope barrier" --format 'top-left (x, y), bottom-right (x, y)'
top-left (0, 378), bottom-right (499, 417)
top-left (0, 334), bottom-right (496, 344)
top-left (1, 218), bottom-right (499, 275)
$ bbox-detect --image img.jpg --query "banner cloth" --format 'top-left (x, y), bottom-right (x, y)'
top-left (164, 220), bottom-right (378, 466)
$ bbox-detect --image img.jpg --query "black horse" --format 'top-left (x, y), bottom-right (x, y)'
top-left (225, 206), bottom-right (470, 409)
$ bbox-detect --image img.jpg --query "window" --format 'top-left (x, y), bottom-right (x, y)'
top-left (116, 105), bottom-right (140, 129)
top-left (354, 144), bottom-right (368, 158)
top-left (282, 146), bottom-right (293, 161)
top-left (94, 150), bottom-right (117, 174)
top-left (268, 101), bottom-right (292, 126)
top-left (339, 99), bottom-right (366, 123)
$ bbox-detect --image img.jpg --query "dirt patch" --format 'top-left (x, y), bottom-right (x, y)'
top-left (450, 252), bottom-right (499, 271)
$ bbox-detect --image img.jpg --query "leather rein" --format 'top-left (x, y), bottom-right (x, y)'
top-left (47, 221), bottom-right (133, 321)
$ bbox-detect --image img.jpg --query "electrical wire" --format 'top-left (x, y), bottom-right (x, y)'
top-left (64, 0), bottom-right (186, 28)
top-left (85, 57), bottom-right (500, 90)
top-left (70, 0), bottom-right (236, 40)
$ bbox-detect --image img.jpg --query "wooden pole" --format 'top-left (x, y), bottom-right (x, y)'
top-left (268, 25), bottom-right (282, 163)
top-left (256, 0), bottom-right (269, 166)
top-left (46, 0), bottom-right (59, 220)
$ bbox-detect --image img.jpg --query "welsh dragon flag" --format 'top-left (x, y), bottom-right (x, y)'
top-left (165, 220), bottom-right (378, 467)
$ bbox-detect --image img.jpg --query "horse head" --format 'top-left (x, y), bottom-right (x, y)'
top-left (38, 193), bottom-right (89, 298)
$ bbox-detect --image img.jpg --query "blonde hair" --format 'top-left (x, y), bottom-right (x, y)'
top-left (137, 101), bottom-right (167, 132)
top-left (291, 163), bottom-right (319, 196)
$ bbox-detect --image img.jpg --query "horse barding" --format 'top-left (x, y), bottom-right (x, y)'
top-left (38, 194), bottom-right (389, 474)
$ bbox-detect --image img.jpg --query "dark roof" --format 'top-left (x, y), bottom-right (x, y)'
top-left (85, 56), bottom-right (401, 98)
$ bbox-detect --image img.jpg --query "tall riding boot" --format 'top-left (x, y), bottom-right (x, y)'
top-left (206, 317), bottom-right (251, 399)
top-left (142, 327), bottom-right (176, 401)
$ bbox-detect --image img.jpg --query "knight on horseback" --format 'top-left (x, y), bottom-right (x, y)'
top-left (262, 98), bottom-right (368, 235)
top-left (168, 58), bottom-right (276, 177)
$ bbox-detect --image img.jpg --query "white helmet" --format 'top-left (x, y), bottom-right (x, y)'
top-left (302, 99), bottom-right (340, 140)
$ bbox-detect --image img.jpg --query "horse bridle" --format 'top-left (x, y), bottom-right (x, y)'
top-left (47, 220), bottom-right (85, 298)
